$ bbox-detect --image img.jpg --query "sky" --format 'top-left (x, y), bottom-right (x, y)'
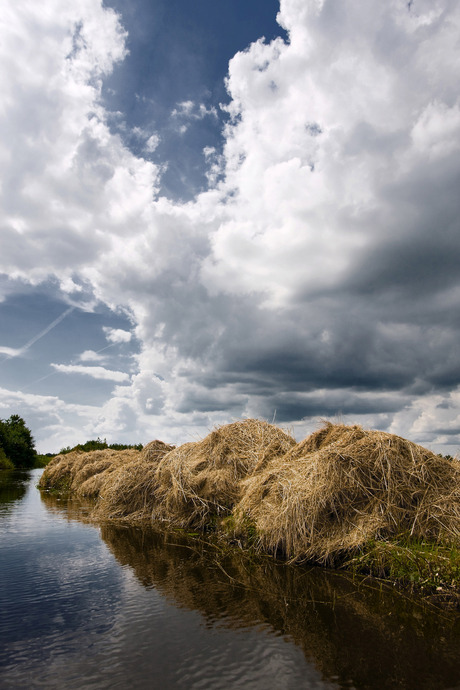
top-left (1, 0), bottom-right (460, 454)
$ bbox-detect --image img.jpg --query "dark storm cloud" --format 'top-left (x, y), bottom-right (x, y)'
top-left (432, 427), bottom-right (460, 437)
top-left (254, 393), bottom-right (410, 424)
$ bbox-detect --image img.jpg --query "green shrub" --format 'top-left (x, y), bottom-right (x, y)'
top-left (0, 416), bottom-right (36, 469)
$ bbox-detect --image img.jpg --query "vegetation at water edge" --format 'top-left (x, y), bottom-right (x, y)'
top-left (39, 419), bottom-right (460, 608)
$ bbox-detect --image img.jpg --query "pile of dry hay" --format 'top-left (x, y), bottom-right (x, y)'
top-left (38, 448), bottom-right (142, 498)
top-left (39, 420), bottom-right (460, 564)
top-left (235, 422), bottom-right (460, 563)
top-left (39, 421), bottom-right (295, 524)
top-left (94, 441), bottom-right (175, 520)
top-left (154, 419), bottom-right (296, 526)
top-left (39, 442), bottom-right (175, 519)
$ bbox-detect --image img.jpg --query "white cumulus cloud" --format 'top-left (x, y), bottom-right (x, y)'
top-left (103, 327), bottom-right (132, 344)
top-left (2, 0), bottom-right (460, 454)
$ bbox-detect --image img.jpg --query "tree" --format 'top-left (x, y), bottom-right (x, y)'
top-left (0, 415), bottom-right (37, 468)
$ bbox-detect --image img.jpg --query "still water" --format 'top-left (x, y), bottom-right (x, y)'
top-left (1, 470), bottom-right (459, 690)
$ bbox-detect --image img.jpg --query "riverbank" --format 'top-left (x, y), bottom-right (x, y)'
top-left (38, 419), bottom-right (460, 608)
top-left (4, 471), bottom-right (459, 690)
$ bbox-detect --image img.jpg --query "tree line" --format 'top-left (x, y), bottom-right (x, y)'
top-left (59, 438), bottom-right (143, 454)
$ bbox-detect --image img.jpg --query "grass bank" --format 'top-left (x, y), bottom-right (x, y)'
top-left (38, 419), bottom-right (460, 608)
top-left (344, 536), bottom-right (460, 608)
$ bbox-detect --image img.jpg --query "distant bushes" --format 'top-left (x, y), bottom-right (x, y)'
top-left (59, 437), bottom-right (143, 454)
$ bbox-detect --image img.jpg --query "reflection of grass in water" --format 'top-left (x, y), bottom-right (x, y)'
top-left (0, 470), bottom-right (28, 508)
top-left (39, 490), bottom-right (460, 688)
top-left (40, 490), bottom-right (96, 522)
top-left (99, 522), bottom-right (460, 690)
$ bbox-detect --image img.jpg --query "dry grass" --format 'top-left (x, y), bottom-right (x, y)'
top-left (39, 441), bottom-right (175, 520)
top-left (39, 421), bottom-right (460, 567)
top-left (38, 452), bottom-right (76, 492)
top-left (235, 422), bottom-right (460, 563)
top-left (94, 441), bottom-right (175, 520)
top-left (142, 440), bottom-right (176, 462)
top-left (38, 449), bottom-right (141, 497)
top-left (154, 419), bottom-right (297, 527)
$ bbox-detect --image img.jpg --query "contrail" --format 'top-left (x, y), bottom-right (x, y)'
top-left (0, 305), bottom-right (75, 362)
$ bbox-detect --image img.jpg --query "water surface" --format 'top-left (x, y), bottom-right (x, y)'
top-left (1, 470), bottom-right (459, 689)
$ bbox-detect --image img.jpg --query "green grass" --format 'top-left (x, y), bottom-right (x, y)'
top-left (220, 513), bottom-right (259, 547)
top-left (345, 535), bottom-right (460, 602)
top-left (34, 454), bottom-right (55, 468)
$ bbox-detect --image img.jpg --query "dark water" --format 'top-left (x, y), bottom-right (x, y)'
top-left (1, 470), bottom-right (459, 690)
